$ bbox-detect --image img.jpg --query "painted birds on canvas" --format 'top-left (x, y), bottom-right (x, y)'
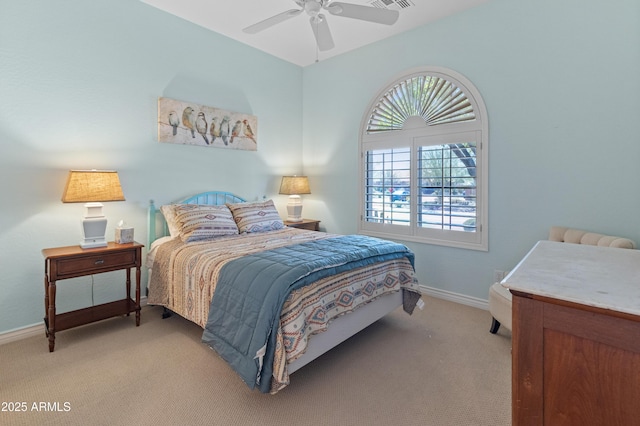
top-left (242, 119), bottom-right (256, 143)
top-left (220, 116), bottom-right (230, 145)
top-left (182, 107), bottom-right (196, 138)
top-left (195, 112), bottom-right (209, 144)
top-left (168, 111), bottom-right (180, 136)
top-left (230, 120), bottom-right (242, 144)
top-left (209, 117), bottom-right (219, 143)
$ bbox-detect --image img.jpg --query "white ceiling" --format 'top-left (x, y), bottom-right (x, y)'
top-left (140, 0), bottom-right (491, 67)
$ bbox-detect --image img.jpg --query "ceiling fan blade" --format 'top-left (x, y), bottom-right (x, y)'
top-left (310, 14), bottom-right (335, 51)
top-left (325, 2), bottom-right (399, 25)
top-left (243, 9), bottom-right (303, 34)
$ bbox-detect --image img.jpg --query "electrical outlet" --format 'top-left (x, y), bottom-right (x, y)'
top-left (494, 269), bottom-right (506, 283)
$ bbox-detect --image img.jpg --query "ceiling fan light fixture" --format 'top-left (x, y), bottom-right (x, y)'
top-left (313, 14), bottom-right (326, 24)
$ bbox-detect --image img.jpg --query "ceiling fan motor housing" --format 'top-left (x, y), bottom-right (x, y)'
top-left (304, 1), bottom-right (322, 16)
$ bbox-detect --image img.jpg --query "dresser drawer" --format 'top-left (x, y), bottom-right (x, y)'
top-left (54, 251), bottom-right (136, 278)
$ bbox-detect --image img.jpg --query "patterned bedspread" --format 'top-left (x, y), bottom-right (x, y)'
top-left (148, 228), bottom-right (330, 328)
top-left (271, 256), bottom-right (417, 393)
top-left (148, 228), bottom-right (420, 393)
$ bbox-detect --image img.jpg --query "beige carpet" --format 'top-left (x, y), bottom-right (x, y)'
top-left (0, 297), bottom-right (512, 426)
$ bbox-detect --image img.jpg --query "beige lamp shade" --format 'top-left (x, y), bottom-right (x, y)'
top-left (279, 176), bottom-right (311, 195)
top-left (61, 170), bottom-right (125, 203)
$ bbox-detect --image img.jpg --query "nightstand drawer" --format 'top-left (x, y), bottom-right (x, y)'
top-left (284, 219), bottom-right (321, 231)
top-left (56, 251), bottom-right (136, 278)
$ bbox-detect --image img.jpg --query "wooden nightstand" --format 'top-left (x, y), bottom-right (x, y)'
top-left (42, 242), bottom-right (144, 352)
top-left (284, 219), bottom-right (321, 231)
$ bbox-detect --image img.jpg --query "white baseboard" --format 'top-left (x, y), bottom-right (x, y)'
top-left (0, 297), bottom-right (148, 346)
top-left (0, 323), bottom-right (46, 345)
top-left (419, 284), bottom-right (489, 311)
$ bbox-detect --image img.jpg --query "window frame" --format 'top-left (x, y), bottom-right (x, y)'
top-left (358, 67), bottom-right (488, 251)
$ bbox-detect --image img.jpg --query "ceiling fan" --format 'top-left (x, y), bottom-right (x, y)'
top-left (242, 0), bottom-right (400, 52)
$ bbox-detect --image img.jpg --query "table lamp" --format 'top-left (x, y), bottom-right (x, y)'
top-left (61, 170), bottom-right (125, 249)
top-left (279, 175), bottom-right (311, 222)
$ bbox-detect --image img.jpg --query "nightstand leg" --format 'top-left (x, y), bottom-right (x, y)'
top-left (135, 266), bottom-right (141, 326)
top-left (47, 280), bottom-right (56, 352)
top-left (43, 273), bottom-right (49, 336)
top-left (125, 268), bottom-right (131, 317)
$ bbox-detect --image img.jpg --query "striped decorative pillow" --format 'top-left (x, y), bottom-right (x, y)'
top-left (227, 200), bottom-right (284, 233)
top-left (173, 204), bottom-right (239, 242)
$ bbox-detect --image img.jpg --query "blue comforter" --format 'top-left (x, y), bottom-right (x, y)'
top-left (201, 234), bottom-right (415, 393)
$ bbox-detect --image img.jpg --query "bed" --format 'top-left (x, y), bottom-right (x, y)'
top-left (146, 191), bottom-right (422, 394)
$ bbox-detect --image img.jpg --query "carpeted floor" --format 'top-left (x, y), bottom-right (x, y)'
top-left (0, 296), bottom-right (512, 426)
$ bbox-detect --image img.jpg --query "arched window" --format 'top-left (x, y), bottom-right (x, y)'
top-left (359, 67), bottom-right (488, 251)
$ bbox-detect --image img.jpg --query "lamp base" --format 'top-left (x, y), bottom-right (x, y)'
top-left (286, 195), bottom-right (303, 222)
top-left (80, 238), bottom-right (108, 249)
top-left (81, 212), bottom-right (108, 249)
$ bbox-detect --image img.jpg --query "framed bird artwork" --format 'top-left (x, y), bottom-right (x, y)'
top-left (157, 97), bottom-right (258, 151)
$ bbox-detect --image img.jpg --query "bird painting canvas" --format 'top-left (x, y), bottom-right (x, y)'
top-left (157, 97), bottom-right (258, 151)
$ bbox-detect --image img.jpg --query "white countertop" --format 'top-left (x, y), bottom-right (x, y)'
top-left (502, 240), bottom-right (640, 316)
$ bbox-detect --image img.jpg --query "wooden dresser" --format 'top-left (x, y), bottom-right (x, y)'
top-left (502, 241), bottom-right (640, 425)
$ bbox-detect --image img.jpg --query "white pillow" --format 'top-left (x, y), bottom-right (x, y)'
top-left (226, 199), bottom-right (284, 233)
top-left (173, 204), bottom-right (239, 242)
top-left (160, 204), bottom-right (181, 237)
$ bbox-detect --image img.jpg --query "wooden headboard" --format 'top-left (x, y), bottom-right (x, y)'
top-left (147, 191), bottom-right (246, 247)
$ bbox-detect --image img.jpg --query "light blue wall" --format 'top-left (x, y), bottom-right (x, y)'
top-left (0, 0), bottom-right (303, 333)
top-left (301, 0), bottom-right (640, 300)
top-left (2, 0), bottom-right (639, 334)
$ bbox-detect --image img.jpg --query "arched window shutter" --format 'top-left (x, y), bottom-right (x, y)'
top-left (367, 76), bottom-right (476, 133)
